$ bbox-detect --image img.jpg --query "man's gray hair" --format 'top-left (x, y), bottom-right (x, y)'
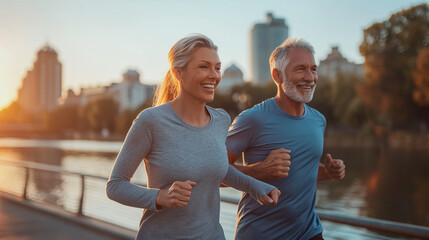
top-left (269, 38), bottom-right (315, 73)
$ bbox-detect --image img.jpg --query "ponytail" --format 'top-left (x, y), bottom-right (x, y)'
top-left (153, 70), bottom-right (180, 106)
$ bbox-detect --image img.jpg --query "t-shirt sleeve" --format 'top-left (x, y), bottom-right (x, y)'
top-left (226, 110), bottom-right (260, 156)
top-left (106, 110), bottom-right (159, 210)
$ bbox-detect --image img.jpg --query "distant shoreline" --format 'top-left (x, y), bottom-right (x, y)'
top-left (0, 131), bottom-right (428, 150)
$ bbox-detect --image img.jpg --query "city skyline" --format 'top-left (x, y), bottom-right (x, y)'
top-left (0, 0), bottom-right (425, 110)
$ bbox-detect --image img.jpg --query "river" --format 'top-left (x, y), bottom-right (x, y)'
top-left (0, 138), bottom-right (427, 240)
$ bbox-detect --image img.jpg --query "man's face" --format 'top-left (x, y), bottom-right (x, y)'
top-left (280, 48), bottom-right (318, 103)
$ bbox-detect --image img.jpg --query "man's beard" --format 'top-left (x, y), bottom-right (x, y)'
top-left (282, 73), bottom-right (316, 103)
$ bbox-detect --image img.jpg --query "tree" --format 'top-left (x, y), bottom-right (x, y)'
top-left (357, 3), bottom-right (429, 131)
top-left (44, 105), bottom-right (80, 133)
top-left (413, 47), bottom-right (429, 106)
top-left (115, 110), bottom-right (136, 135)
top-left (209, 82), bottom-right (277, 119)
top-left (413, 47), bottom-right (429, 124)
top-left (308, 77), bottom-right (335, 127)
top-left (86, 97), bottom-right (119, 133)
top-left (0, 101), bottom-right (37, 124)
top-left (331, 73), bottom-right (366, 128)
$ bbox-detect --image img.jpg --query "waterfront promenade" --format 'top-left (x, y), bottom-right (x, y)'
top-left (0, 193), bottom-right (135, 240)
top-left (1, 152), bottom-right (428, 240)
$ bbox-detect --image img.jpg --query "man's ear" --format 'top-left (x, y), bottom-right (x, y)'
top-left (172, 66), bottom-right (183, 83)
top-left (272, 68), bottom-right (282, 84)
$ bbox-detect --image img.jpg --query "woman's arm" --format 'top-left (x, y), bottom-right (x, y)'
top-left (222, 165), bottom-right (280, 205)
top-left (106, 112), bottom-right (159, 210)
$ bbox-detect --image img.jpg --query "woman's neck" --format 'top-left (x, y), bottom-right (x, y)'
top-left (170, 94), bottom-right (210, 127)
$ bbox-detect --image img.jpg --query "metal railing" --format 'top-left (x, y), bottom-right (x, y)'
top-left (0, 159), bottom-right (106, 215)
top-left (1, 159), bottom-right (428, 239)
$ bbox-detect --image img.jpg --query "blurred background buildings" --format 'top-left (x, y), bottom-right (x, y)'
top-left (3, 4), bottom-right (428, 139)
top-left (63, 69), bottom-right (154, 113)
top-left (318, 46), bottom-right (363, 80)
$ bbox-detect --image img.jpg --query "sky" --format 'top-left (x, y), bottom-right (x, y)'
top-left (0, 0), bottom-right (427, 110)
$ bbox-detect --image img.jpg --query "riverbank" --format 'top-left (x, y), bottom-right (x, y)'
top-left (325, 131), bottom-right (429, 149)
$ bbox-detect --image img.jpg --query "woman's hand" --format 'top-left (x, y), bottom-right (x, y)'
top-left (156, 180), bottom-right (197, 208)
top-left (261, 188), bottom-right (281, 206)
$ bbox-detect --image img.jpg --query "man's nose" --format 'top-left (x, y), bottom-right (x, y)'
top-left (304, 69), bottom-right (316, 81)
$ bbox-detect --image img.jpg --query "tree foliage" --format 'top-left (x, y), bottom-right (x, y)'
top-left (357, 3), bottom-right (429, 130)
top-left (413, 46), bottom-right (429, 124)
top-left (331, 74), bottom-right (366, 127)
top-left (310, 74), bottom-right (366, 129)
top-left (0, 101), bottom-right (37, 124)
top-left (413, 47), bottom-right (429, 106)
top-left (209, 81), bottom-right (276, 119)
top-left (86, 97), bottom-right (119, 133)
top-left (45, 104), bottom-right (80, 132)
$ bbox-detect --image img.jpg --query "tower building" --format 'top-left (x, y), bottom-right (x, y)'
top-left (18, 45), bottom-right (62, 112)
top-left (250, 12), bottom-right (288, 85)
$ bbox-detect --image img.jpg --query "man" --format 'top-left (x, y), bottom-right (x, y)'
top-left (226, 38), bottom-right (346, 240)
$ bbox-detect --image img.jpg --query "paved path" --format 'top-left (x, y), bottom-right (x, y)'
top-left (0, 196), bottom-right (131, 240)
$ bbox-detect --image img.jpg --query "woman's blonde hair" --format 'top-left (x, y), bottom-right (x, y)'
top-left (153, 34), bottom-right (218, 106)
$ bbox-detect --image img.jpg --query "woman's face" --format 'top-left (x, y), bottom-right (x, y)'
top-left (176, 47), bottom-right (221, 103)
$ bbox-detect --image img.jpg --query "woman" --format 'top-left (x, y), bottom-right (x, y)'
top-left (106, 34), bottom-right (280, 240)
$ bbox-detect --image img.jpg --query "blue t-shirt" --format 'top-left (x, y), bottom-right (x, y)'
top-left (226, 98), bottom-right (326, 240)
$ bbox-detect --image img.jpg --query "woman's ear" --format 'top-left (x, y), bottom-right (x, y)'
top-left (272, 68), bottom-right (282, 84)
top-left (173, 66), bottom-right (183, 83)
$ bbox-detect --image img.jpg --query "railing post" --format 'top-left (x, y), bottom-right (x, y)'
top-left (77, 175), bottom-right (85, 216)
top-left (23, 167), bottom-right (30, 200)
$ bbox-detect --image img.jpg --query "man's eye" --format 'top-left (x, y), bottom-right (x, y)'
top-left (200, 65), bottom-right (208, 69)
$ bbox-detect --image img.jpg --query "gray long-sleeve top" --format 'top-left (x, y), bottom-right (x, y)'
top-left (106, 103), bottom-right (275, 240)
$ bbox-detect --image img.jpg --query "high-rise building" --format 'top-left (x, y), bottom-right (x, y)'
top-left (18, 45), bottom-right (62, 112)
top-left (318, 46), bottom-right (364, 80)
top-left (250, 12), bottom-right (288, 85)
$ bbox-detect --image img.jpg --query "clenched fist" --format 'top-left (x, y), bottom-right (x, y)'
top-left (251, 148), bottom-right (291, 179)
top-left (156, 180), bottom-right (197, 208)
top-left (324, 153), bottom-right (345, 181)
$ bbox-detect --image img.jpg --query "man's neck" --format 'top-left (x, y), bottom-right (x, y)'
top-left (274, 93), bottom-right (305, 117)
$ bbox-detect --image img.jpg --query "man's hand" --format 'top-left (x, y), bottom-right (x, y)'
top-left (156, 180), bottom-right (197, 208)
top-left (249, 148), bottom-right (291, 179)
top-left (324, 153), bottom-right (345, 181)
top-left (261, 188), bottom-right (281, 206)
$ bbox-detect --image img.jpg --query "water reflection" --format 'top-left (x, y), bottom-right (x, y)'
top-left (318, 146), bottom-right (429, 227)
top-left (0, 146), bottom-right (147, 202)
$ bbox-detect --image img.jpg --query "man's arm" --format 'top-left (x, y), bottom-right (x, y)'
top-left (228, 149), bottom-right (291, 180)
top-left (317, 153), bottom-right (346, 181)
